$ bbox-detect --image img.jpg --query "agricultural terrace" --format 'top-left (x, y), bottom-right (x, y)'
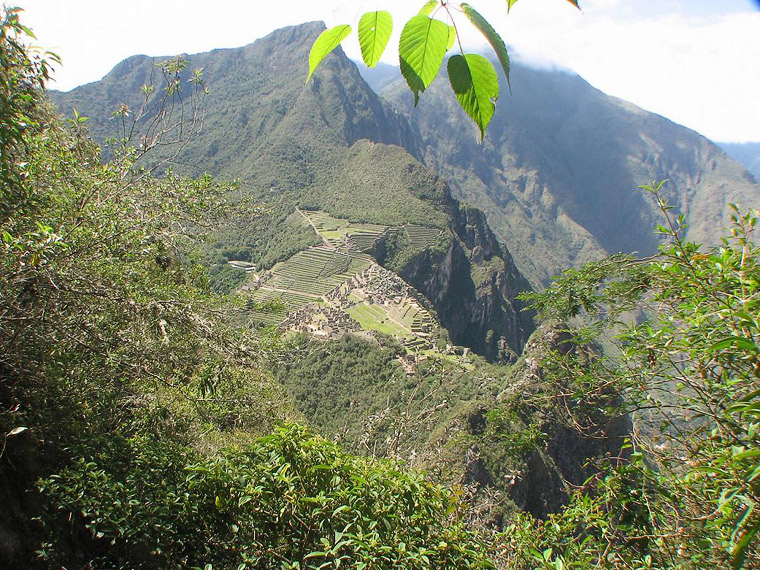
top-left (301, 209), bottom-right (387, 251)
top-left (301, 209), bottom-right (443, 253)
top-left (403, 225), bottom-right (442, 250)
top-left (266, 247), bottom-right (372, 294)
top-left (245, 246), bottom-right (371, 326)
top-left (245, 289), bottom-right (317, 325)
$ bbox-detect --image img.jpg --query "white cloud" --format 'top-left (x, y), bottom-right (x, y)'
top-left (481, 0), bottom-right (760, 141)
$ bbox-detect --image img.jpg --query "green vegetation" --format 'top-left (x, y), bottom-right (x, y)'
top-left (312, 141), bottom-right (450, 228)
top-left (270, 334), bottom-right (495, 460)
top-left (347, 303), bottom-right (413, 338)
top-left (307, 1), bottom-right (579, 139)
top-left (511, 183), bottom-right (760, 568)
top-left (6, 8), bottom-right (760, 570)
top-left (39, 425), bottom-right (495, 570)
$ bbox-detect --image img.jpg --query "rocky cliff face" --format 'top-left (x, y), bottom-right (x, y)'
top-left (499, 324), bottom-right (630, 518)
top-left (396, 197), bottom-right (534, 361)
top-left (422, 323), bottom-right (630, 523)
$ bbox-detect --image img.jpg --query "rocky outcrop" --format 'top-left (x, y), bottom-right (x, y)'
top-left (393, 195), bottom-right (534, 361)
top-left (423, 322), bottom-right (631, 523)
top-left (500, 323), bottom-right (630, 518)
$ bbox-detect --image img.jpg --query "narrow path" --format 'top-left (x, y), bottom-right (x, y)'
top-left (296, 207), bottom-right (332, 249)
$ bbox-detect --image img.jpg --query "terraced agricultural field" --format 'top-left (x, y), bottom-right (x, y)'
top-left (302, 210), bottom-right (387, 251)
top-left (404, 225), bottom-right (442, 250)
top-left (246, 289), bottom-right (317, 325)
top-left (266, 247), bottom-right (371, 295)
top-left (245, 246), bottom-right (371, 325)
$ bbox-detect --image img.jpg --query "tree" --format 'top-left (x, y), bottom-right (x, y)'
top-left (306, 0), bottom-right (580, 141)
top-left (515, 182), bottom-right (760, 568)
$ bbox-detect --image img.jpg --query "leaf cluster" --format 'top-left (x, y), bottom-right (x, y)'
top-left (39, 425), bottom-right (496, 569)
top-left (306, 1), bottom-right (580, 140)
top-left (517, 183), bottom-right (760, 568)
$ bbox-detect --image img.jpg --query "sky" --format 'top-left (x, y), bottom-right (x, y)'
top-left (16, 0), bottom-right (760, 142)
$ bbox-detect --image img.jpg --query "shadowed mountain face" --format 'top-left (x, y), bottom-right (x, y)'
top-left (50, 23), bottom-right (535, 360)
top-left (366, 63), bottom-right (760, 286)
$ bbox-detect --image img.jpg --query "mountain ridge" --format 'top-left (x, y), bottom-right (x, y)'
top-left (371, 60), bottom-right (759, 285)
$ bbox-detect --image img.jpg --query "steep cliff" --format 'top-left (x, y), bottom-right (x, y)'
top-left (392, 197), bottom-right (534, 361)
top-left (419, 323), bottom-right (630, 523)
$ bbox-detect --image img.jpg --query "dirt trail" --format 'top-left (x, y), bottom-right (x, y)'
top-left (296, 207), bottom-right (332, 249)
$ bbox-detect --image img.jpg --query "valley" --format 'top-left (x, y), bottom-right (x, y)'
top-left (3, 7), bottom-right (760, 569)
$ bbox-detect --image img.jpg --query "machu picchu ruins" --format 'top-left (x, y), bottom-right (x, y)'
top-left (238, 210), bottom-right (449, 358)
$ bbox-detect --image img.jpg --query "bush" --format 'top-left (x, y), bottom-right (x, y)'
top-left (40, 425), bottom-right (496, 569)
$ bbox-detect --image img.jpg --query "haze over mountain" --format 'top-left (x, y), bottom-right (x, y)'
top-left (719, 142), bottom-right (760, 180)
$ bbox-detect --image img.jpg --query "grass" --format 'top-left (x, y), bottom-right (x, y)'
top-left (347, 302), bottom-right (413, 339)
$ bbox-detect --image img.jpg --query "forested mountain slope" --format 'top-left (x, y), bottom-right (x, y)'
top-left (365, 63), bottom-right (760, 286)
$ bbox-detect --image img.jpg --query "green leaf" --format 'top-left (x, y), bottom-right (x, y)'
top-left (461, 3), bottom-right (511, 89)
top-left (447, 25), bottom-right (457, 51)
top-left (358, 12), bottom-right (393, 68)
top-left (709, 336), bottom-right (758, 352)
top-left (418, 0), bottom-right (438, 16)
top-left (7, 426), bottom-right (27, 436)
top-left (306, 25), bottom-right (352, 84)
top-left (447, 54), bottom-right (499, 141)
top-left (399, 15), bottom-right (450, 105)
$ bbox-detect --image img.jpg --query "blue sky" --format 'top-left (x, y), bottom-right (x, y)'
top-left (17, 0), bottom-right (760, 142)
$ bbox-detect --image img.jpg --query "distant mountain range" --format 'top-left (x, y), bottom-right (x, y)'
top-left (51, 21), bottom-right (759, 294)
top-left (719, 142), bottom-right (760, 180)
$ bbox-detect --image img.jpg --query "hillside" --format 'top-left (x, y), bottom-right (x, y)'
top-left (8, 10), bottom-right (760, 568)
top-left (366, 63), bottom-right (760, 286)
top-left (51, 23), bottom-right (534, 361)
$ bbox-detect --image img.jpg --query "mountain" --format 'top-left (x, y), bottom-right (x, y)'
top-left (719, 142), bottom-right (760, 180)
top-left (51, 21), bottom-right (759, 351)
top-left (50, 23), bottom-right (534, 361)
top-left (364, 62), bottom-right (760, 286)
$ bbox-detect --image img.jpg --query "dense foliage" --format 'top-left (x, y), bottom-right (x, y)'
top-left (515, 182), bottom-right (760, 568)
top-left (39, 425), bottom-right (495, 569)
top-left (0, 11), bottom-right (498, 569)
